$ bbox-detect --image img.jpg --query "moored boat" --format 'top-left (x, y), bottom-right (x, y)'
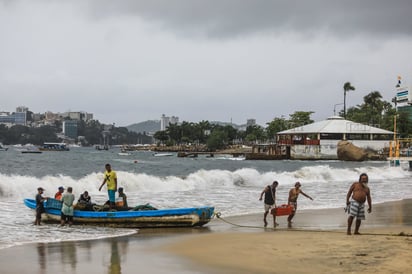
top-left (24, 198), bottom-right (214, 228)
top-left (0, 143), bottom-right (8, 151)
top-left (39, 142), bottom-right (70, 151)
top-left (153, 152), bottom-right (174, 157)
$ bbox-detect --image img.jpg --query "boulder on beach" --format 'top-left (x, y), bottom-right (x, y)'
top-left (337, 140), bottom-right (368, 161)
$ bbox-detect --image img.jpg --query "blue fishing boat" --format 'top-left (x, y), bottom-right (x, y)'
top-left (24, 198), bottom-right (214, 228)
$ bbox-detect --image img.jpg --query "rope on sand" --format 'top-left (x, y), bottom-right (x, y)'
top-left (214, 212), bottom-right (269, 229)
top-left (213, 212), bottom-right (412, 237)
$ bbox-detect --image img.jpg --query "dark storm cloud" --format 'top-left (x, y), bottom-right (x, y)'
top-left (87, 0), bottom-right (412, 39)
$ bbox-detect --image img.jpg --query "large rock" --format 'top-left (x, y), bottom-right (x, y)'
top-left (337, 140), bottom-right (368, 161)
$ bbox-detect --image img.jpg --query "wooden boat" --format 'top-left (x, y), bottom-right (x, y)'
top-left (24, 198), bottom-right (214, 228)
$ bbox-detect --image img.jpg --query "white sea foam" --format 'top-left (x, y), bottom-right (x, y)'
top-left (0, 162), bottom-right (411, 250)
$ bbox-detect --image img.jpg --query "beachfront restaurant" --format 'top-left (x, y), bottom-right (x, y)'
top-left (276, 116), bottom-right (393, 160)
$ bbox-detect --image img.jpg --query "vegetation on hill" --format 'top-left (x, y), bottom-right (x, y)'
top-left (126, 120), bottom-right (160, 134)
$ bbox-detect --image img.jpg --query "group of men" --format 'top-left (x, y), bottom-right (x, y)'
top-left (260, 181), bottom-right (313, 228)
top-left (34, 163), bottom-right (128, 226)
top-left (35, 186), bottom-right (76, 226)
top-left (260, 173), bottom-right (372, 235)
top-left (36, 165), bottom-right (373, 234)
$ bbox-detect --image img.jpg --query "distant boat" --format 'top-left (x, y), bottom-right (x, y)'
top-left (39, 142), bottom-right (70, 151)
top-left (21, 147), bottom-right (43, 154)
top-left (0, 143), bottom-right (8, 151)
top-left (153, 152), bottom-right (174, 157)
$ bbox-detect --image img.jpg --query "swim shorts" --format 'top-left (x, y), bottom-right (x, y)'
top-left (348, 200), bottom-right (365, 220)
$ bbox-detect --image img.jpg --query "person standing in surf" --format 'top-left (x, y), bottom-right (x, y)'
top-left (35, 187), bottom-right (48, 225)
top-left (60, 187), bottom-right (75, 226)
top-left (259, 181), bottom-right (279, 227)
top-left (346, 173), bottom-right (372, 235)
top-left (99, 163), bottom-right (118, 210)
top-left (287, 182), bottom-right (313, 228)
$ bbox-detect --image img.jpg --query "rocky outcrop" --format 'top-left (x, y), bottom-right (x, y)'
top-left (337, 141), bottom-right (368, 161)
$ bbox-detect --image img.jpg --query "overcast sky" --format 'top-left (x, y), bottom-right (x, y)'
top-left (1, 0), bottom-right (412, 126)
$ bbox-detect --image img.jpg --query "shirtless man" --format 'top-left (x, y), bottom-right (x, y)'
top-left (346, 173), bottom-right (372, 235)
top-left (287, 182), bottom-right (313, 227)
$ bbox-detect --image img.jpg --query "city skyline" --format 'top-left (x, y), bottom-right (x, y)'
top-left (1, 1), bottom-right (412, 126)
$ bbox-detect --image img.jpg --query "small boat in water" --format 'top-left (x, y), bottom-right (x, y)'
top-left (153, 152), bottom-right (174, 157)
top-left (0, 143), bottom-right (8, 151)
top-left (24, 198), bottom-right (214, 228)
top-left (39, 142), bottom-right (70, 151)
top-left (21, 149), bottom-right (43, 154)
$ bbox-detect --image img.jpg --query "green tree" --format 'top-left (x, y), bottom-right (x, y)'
top-left (343, 82), bottom-right (355, 119)
top-left (362, 91), bottom-right (384, 126)
top-left (166, 123), bottom-right (181, 145)
top-left (397, 111), bottom-right (412, 138)
top-left (206, 129), bottom-right (228, 151)
top-left (288, 111), bottom-right (314, 128)
top-left (245, 125), bottom-right (266, 143)
top-left (266, 117), bottom-right (288, 140)
top-left (154, 130), bottom-right (169, 144)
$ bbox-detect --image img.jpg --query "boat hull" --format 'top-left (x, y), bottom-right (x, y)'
top-left (24, 199), bottom-right (214, 228)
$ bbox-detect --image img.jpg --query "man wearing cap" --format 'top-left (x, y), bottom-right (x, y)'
top-left (287, 182), bottom-right (313, 228)
top-left (54, 186), bottom-right (65, 200)
top-left (99, 163), bottom-right (118, 209)
top-left (35, 187), bottom-right (48, 225)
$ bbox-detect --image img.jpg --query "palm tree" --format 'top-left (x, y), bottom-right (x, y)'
top-left (343, 82), bottom-right (355, 119)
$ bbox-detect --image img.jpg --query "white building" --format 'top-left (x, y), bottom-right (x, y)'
top-left (276, 116), bottom-right (393, 160)
top-left (160, 114), bottom-right (179, 131)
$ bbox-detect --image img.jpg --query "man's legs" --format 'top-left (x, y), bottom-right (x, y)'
top-left (263, 211), bottom-right (268, 227)
top-left (287, 213), bottom-right (295, 228)
top-left (354, 219), bottom-right (362, 234)
top-left (347, 215), bottom-right (354, 235)
top-left (108, 190), bottom-right (116, 210)
top-left (273, 213), bottom-right (278, 227)
top-left (35, 211), bottom-right (41, 225)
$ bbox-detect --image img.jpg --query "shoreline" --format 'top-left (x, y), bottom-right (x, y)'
top-left (1, 199), bottom-right (411, 273)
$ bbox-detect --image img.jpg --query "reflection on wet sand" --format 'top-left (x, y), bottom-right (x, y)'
top-left (60, 241), bottom-right (77, 271)
top-left (36, 243), bottom-right (46, 270)
top-left (107, 238), bottom-right (129, 274)
top-left (109, 241), bottom-right (121, 274)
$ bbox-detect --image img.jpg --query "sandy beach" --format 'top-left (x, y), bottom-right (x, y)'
top-left (1, 200), bottom-right (411, 274)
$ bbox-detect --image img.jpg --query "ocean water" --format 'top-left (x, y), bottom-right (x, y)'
top-left (0, 147), bottom-right (411, 250)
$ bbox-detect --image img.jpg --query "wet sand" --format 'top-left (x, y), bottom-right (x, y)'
top-left (1, 200), bottom-right (411, 274)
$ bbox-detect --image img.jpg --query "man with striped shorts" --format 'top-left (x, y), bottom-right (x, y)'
top-left (346, 173), bottom-right (372, 235)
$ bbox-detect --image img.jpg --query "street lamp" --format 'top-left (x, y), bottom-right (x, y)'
top-left (333, 103), bottom-right (344, 116)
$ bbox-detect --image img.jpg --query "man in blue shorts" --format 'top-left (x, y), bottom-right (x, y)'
top-left (99, 163), bottom-right (118, 210)
top-left (346, 173), bottom-right (372, 235)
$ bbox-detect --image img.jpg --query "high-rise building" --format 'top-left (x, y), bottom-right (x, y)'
top-left (246, 119), bottom-right (256, 127)
top-left (160, 114), bottom-right (179, 131)
top-left (63, 120), bottom-right (78, 139)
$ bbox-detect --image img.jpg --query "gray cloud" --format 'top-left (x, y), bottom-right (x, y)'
top-left (0, 0), bottom-right (411, 126)
top-left (85, 0), bottom-right (412, 39)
